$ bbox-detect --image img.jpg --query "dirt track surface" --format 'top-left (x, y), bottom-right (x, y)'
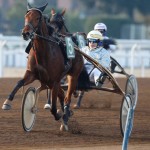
top-left (0, 78), bottom-right (150, 150)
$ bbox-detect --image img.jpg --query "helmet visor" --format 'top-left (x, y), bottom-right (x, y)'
top-left (88, 39), bottom-right (99, 43)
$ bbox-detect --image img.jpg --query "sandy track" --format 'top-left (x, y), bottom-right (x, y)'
top-left (0, 78), bottom-right (150, 150)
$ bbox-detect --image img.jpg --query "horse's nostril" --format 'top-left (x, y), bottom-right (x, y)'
top-left (22, 32), bottom-right (25, 36)
top-left (22, 32), bottom-right (30, 38)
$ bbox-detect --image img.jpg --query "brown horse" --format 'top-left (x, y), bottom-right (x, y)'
top-left (45, 8), bottom-right (87, 106)
top-left (44, 8), bottom-right (87, 109)
top-left (2, 4), bottom-right (84, 130)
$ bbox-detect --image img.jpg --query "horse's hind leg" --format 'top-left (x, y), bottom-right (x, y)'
top-left (73, 90), bottom-right (85, 109)
top-left (2, 70), bottom-right (35, 110)
top-left (44, 89), bottom-right (51, 109)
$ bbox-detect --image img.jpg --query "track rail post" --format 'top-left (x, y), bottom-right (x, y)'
top-left (122, 107), bottom-right (134, 150)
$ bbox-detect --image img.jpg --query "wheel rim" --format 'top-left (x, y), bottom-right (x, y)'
top-left (120, 94), bottom-right (134, 137)
top-left (122, 95), bottom-right (131, 134)
top-left (125, 75), bottom-right (138, 110)
top-left (22, 87), bottom-right (36, 132)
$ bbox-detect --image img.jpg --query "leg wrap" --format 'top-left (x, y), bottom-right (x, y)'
top-left (8, 80), bottom-right (24, 101)
top-left (63, 105), bottom-right (70, 124)
top-left (77, 91), bottom-right (84, 106)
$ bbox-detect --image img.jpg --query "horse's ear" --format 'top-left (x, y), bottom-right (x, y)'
top-left (61, 8), bottom-right (66, 16)
top-left (38, 3), bottom-right (48, 12)
top-left (27, 3), bottom-right (32, 10)
top-left (51, 8), bottom-right (56, 15)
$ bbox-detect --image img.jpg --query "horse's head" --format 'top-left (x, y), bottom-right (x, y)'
top-left (22, 3), bottom-right (48, 41)
top-left (49, 8), bottom-right (68, 33)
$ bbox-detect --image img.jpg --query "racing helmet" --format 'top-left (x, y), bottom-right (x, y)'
top-left (94, 23), bottom-right (107, 31)
top-left (87, 30), bottom-right (103, 40)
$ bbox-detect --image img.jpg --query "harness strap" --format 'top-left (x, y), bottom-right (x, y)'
top-left (34, 33), bottom-right (60, 45)
top-left (33, 50), bottom-right (38, 65)
top-left (31, 41), bottom-right (39, 65)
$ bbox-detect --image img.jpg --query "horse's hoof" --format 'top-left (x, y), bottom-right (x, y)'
top-left (73, 104), bottom-right (80, 109)
top-left (64, 124), bottom-right (69, 131)
top-left (44, 104), bottom-right (51, 109)
top-left (55, 112), bottom-right (62, 121)
top-left (60, 124), bottom-right (64, 131)
top-left (60, 124), bottom-right (68, 131)
top-left (2, 104), bottom-right (11, 110)
top-left (57, 109), bottom-right (62, 116)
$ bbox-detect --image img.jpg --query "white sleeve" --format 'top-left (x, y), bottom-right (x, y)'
top-left (100, 50), bottom-right (111, 69)
top-left (109, 44), bottom-right (116, 51)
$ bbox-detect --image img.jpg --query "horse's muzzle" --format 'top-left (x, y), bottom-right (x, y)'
top-left (22, 32), bottom-right (30, 41)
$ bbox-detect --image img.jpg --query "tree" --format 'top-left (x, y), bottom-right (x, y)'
top-left (5, 1), bottom-right (27, 34)
top-left (79, 0), bottom-right (150, 20)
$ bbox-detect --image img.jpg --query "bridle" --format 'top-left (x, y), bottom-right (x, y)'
top-left (50, 13), bottom-right (69, 33)
top-left (23, 9), bottom-right (43, 39)
top-left (22, 9), bottom-right (60, 45)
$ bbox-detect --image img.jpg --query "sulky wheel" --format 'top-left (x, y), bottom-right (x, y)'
top-left (125, 75), bottom-right (138, 110)
top-left (120, 94), bottom-right (133, 137)
top-left (21, 87), bottom-right (37, 132)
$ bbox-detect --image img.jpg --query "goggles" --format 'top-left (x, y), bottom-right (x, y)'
top-left (88, 39), bottom-right (99, 43)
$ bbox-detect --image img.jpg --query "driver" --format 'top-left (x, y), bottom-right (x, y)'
top-left (81, 30), bottom-right (111, 86)
top-left (94, 22), bottom-right (116, 51)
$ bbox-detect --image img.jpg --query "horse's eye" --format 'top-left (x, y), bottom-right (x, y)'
top-left (36, 18), bottom-right (40, 21)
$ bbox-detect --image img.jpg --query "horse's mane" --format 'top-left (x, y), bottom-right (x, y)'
top-left (43, 14), bottom-right (55, 36)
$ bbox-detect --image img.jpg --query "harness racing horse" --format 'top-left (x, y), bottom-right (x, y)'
top-left (44, 8), bottom-right (87, 109)
top-left (2, 3), bottom-right (84, 130)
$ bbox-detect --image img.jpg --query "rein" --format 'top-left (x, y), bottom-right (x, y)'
top-left (33, 32), bottom-right (61, 45)
top-left (31, 41), bottom-right (38, 65)
top-left (59, 22), bottom-right (69, 33)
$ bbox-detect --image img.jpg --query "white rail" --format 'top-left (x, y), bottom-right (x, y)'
top-left (0, 35), bottom-right (150, 77)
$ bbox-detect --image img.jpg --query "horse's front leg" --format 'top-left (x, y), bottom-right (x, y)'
top-left (2, 70), bottom-right (35, 110)
top-left (63, 76), bottom-right (77, 126)
top-left (50, 83), bottom-right (62, 121)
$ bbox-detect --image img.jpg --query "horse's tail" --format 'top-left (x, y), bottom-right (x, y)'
top-left (76, 67), bottom-right (90, 91)
top-left (34, 65), bottom-right (49, 83)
